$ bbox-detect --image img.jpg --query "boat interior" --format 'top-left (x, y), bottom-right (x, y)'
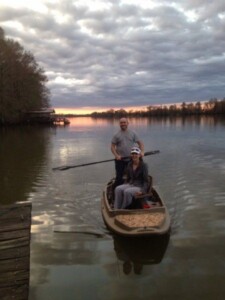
top-left (106, 177), bottom-right (163, 211)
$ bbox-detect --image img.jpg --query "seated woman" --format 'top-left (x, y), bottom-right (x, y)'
top-left (114, 146), bottom-right (149, 209)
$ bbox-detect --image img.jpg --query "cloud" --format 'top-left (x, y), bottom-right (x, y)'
top-left (1, 0), bottom-right (225, 111)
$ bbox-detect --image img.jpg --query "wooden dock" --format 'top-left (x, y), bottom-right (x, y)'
top-left (0, 201), bottom-right (32, 300)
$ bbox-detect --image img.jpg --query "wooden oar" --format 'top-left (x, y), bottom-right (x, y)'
top-left (52, 150), bottom-right (160, 171)
top-left (53, 225), bottom-right (105, 237)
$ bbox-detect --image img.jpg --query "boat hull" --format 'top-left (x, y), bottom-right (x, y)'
top-left (101, 178), bottom-right (171, 237)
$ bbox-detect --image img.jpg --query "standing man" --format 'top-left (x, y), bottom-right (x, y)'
top-left (111, 117), bottom-right (144, 188)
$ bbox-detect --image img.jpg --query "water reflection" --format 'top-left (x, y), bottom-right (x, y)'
top-left (1, 116), bottom-right (223, 300)
top-left (69, 117), bottom-right (116, 127)
top-left (0, 126), bottom-right (52, 204)
top-left (69, 115), bottom-right (225, 129)
top-left (143, 115), bottom-right (225, 129)
top-left (29, 231), bottom-right (112, 300)
top-left (113, 234), bottom-right (170, 275)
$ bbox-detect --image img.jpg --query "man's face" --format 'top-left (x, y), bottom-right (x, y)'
top-left (120, 119), bottom-right (128, 131)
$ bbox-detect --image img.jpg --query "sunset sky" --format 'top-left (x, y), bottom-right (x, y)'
top-left (1, 0), bottom-right (225, 114)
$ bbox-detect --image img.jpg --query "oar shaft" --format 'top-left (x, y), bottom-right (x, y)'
top-left (54, 158), bottom-right (114, 171)
top-left (52, 150), bottom-right (160, 171)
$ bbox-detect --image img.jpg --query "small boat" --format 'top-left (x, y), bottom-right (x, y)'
top-left (63, 118), bottom-right (70, 125)
top-left (101, 176), bottom-right (171, 236)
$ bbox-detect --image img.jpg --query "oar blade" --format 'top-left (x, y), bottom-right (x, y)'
top-left (52, 166), bottom-right (70, 171)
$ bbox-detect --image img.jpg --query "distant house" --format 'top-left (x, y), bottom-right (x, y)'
top-left (26, 108), bottom-right (55, 124)
top-left (26, 109), bottom-right (70, 125)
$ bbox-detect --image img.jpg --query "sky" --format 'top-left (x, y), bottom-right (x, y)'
top-left (1, 0), bottom-right (225, 114)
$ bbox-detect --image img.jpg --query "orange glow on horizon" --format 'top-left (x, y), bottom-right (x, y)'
top-left (68, 116), bottom-right (111, 127)
top-left (55, 107), bottom-right (96, 115)
top-left (55, 106), bottom-right (147, 115)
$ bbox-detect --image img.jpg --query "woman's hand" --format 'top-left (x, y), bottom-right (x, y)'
top-left (135, 191), bottom-right (143, 196)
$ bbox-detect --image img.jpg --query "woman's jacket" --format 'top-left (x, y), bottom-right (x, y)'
top-left (125, 160), bottom-right (149, 193)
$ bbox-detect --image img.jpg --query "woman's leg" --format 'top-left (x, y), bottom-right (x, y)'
top-left (114, 184), bottom-right (130, 209)
top-left (123, 186), bottom-right (141, 209)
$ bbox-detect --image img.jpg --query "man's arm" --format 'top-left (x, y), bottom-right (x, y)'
top-left (111, 143), bottom-right (121, 160)
top-left (137, 140), bottom-right (144, 157)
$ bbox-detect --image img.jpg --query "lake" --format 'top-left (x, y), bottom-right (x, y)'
top-left (1, 116), bottom-right (225, 300)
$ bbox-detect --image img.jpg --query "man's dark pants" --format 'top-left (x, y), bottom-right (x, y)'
top-left (113, 159), bottom-right (130, 188)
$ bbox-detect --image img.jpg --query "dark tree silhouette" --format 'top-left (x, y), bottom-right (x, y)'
top-left (0, 27), bottom-right (50, 124)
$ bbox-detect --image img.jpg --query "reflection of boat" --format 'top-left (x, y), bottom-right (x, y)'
top-left (101, 177), bottom-right (171, 236)
top-left (113, 234), bottom-right (170, 274)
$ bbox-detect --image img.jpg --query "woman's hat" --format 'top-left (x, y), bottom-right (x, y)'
top-left (131, 147), bottom-right (141, 154)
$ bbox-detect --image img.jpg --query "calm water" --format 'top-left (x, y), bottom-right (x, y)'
top-left (1, 116), bottom-right (225, 300)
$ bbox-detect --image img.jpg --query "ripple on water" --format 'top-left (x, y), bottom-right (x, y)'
top-left (214, 192), bottom-right (225, 206)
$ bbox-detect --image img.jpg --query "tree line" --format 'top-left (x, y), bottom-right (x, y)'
top-left (91, 98), bottom-right (225, 118)
top-left (0, 27), bottom-right (50, 124)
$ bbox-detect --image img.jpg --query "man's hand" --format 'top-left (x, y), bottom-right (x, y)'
top-left (115, 155), bottom-right (122, 160)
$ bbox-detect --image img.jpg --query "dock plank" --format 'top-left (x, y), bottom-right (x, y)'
top-left (0, 246), bottom-right (30, 260)
top-left (0, 284), bottom-right (29, 300)
top-left (0, 256), bottom-right (29, 272)
top-left (0, 236), bottom-right (30, 251)
top-left (0, 269), bottom-right (29, 286)
top-left (0, 229), bottom-right (30, 241)
top-left (0, 202), bottom-right (31, 300)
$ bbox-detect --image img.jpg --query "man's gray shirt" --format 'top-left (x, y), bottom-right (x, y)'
top-left (111, 129), bottom-right (139, 157)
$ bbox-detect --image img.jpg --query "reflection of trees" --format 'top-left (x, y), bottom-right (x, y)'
top-left (0, 127), bottom-right (51, 204)
top-left (30, 233), bottom-right (100, 286)
top-left (31, 238), bottom-right (99, 266)
top-left (113, 234), bottom-right (170, 275)
top-left (143, 114), bottom-right (225, 129)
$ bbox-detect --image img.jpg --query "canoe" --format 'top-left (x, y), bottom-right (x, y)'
top-left (101, 177), bottom-right (171, 236)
